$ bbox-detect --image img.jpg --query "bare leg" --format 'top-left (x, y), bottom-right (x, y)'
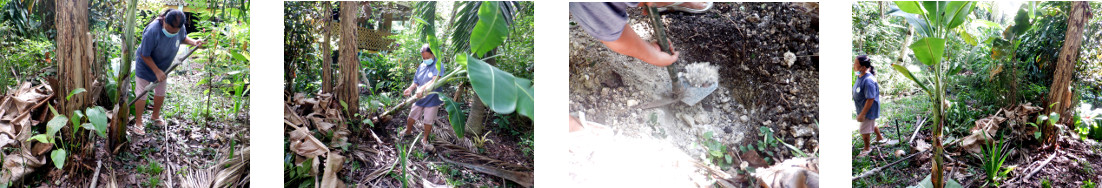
top-left (874, 127), bottom-right (884, 142)
top-left (861, 133), bottom-right (871, 151)
top-left (600, 25), bottom-right (679, 66)
top-left (403, 118), bottom-right (415, 136)
top-left (151, 96), bottom-right (165, 123)
top-left (422, 123), bottom-right (432, 143)
top-left (134, 98), bottom-right (146, 126)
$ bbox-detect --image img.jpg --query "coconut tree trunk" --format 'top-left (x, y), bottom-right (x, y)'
top-left (1044, 1), bottom-right (1091, 145)
top-left (109, 0), bottom-right (139, 152)
top-left (321, 1), bottom-right (333, 94)
top-left (338, 1), bottom-right (360, 115)
top-left (56, 0), bottom-right (95, 114)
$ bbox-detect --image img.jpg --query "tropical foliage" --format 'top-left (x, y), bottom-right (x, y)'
top-left (853, 1), bottom-right (1102, 187)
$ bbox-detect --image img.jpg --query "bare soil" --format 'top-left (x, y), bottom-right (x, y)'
top-left (569, 2), bottom-right (819, 186)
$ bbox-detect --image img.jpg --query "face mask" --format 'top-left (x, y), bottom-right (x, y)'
top-left (421, 59), bottom-right (433, 66)
top-left (162, 27), bottom-right (178, 38)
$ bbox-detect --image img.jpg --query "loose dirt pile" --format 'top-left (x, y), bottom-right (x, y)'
top-left (569, 2), bottom-right (818, 187)
top-left (569, 0), bottom-right (818, 167)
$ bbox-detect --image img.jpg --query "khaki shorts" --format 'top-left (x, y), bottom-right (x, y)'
top-left (859, 119), bottom-right (876, 134)
top-left (136, 77), bottom-right (167, 97)
top-left (408, 105), bottom-right (440, 125)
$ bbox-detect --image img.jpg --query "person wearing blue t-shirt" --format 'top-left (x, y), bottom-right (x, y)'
top-left (853, 55), bottom-right (883, 157)
top-left (132, 9), bottom-right (205, 135)
top-left (401, 44), bottom-right (445, 144)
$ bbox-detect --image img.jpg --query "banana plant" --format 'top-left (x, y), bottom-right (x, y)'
top-left (395, 1), bottom-right (532, 139)
top-left (889, 2), bottom-right (974, 188)
top-left (988, 5), bottom-right (1033, 104)
top-left (453, 1), bottom-right (533, 132)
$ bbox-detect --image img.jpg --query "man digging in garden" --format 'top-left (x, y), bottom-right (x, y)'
top-left (132, 9), bottom-right (205, 135)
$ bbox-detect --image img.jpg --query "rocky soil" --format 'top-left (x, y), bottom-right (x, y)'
top-left (569, 2), bottom-right (819, 185)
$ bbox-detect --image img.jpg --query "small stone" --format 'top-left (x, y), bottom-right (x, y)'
top-left (784, 51), bottom-right (797, 67)
top-left (695, 113), bottom-right (710, 124)
top-left (680, 113), bottom-right (696, 127)
top-left (740, 115), bottom-right (749, 122)
top-left (627, 99), bottom-right (639, 107)
top-left (793, 126), bottom-right (815, 138)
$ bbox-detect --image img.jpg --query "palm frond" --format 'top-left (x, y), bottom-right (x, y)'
top-left (447, 1), bottom-right (520, 57)
top-left (412, 1), bottom-right (436, 41)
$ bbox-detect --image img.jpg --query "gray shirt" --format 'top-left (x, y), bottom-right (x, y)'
top-left (569, 2), bottom-right (638, 41)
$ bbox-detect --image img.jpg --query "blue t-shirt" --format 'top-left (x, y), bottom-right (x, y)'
top-left (414, 59), bottom-right (445, 107)
top-left (569, 2), bottom-right (638, 41)
top-left (135, 20), bottom-right (186, 82)
top-left (853, 73), bottom-right (880, 120)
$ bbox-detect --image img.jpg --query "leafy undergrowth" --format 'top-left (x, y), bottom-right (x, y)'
top-left (852, 94), bottom-right (1102, 187)
top-left (3, 54), bottom-right (251, 187)
top-left (349, 115), bottom-right (532, 187)
top-left (284, 91), bottom-right (534, 187)
top-left (95, 57), bottom-right (249, 187)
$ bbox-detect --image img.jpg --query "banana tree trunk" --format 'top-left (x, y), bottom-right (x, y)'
top-left (110, 0), bottom-right (139, 152)
top-left (1045, 1), bottom-right (1091, 145)
top-left (338, 1), bottom-right (360, 115)
top-left (931, 63), bottom-right (946, 188)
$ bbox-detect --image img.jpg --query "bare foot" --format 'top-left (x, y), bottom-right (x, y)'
top-left (678, 2), bottom-right (709, 10)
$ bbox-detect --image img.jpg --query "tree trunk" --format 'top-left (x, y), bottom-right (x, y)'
top-left (56, 0), bottom-right (95, 114)
top-left (466, 49), bottom-right (496, 135)
top-left (321, 2), bottom-right (333, 94)
top-left (1044, 1), bottom-right (1091, 145)
top-left (466, 93), bottom-right (487, 135)
top-left (110, 0), bottom-right (139, 152)
top-left (338, 1), bottom-right (360, 115)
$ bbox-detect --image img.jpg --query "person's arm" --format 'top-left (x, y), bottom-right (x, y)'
top-left (403, 82), bottom-right (418, 97)
top-left (143, 56), bottom-right (166, 82)
top-left (600, 24), bottom-right (679, 67)
top-left (184, 37), bottom-right (205, 47)
top-left (858, 99), bottom-right (873, 122)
